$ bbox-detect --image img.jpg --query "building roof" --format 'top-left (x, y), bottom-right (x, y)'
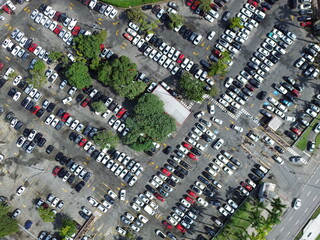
top-left (152, 85), bottom-right (191, 125)
top-left (268, 116), bottom-right (283, 131)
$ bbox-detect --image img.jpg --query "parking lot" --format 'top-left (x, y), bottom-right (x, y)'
top-left (1, 0), bottom-right (320, 239)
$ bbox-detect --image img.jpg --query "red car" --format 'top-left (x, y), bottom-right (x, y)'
top-left (52, 166), bottom-right (61, 176)
top-left (81, 98), bottom-right (90, 107)
top-left (53, 25), bottom-right (63, 34)
top-left (176, 54), bottom-right (185, 64)
top-left (248, 0), bottom-right (258, 7)
top-left (300, 22), bottom-right (313, 27)
top-left (190, 0), bottom-right (200, 10)
top-left (185, 196), bottom-right (195, 204)
top-left (291, 89), bottom-right (301, 97)
top-left (188, 152), bottom-right (198, 161)
top-left (245, 84), bottom-right (255, 91)
top-left (291, 128), bottom-right (302, 136)
top-left (82, 0), bottom-right (90, 5)
top-left (186, 0), bottom-right (194, 6)
top-left (155, 192), bottom-right (165, 202)
top-left (162, 220), bottom-right (173, 230)
top-left (61, 112), bottom-right (70, 122)
top-left (182, 142), bottom-right (192, 150)
top-left (31, 106), bottom-right (40, 115)
top-left (161, 168), bottom-right (171, 176)
top-left (2, 5), bottom-right (12, 14)
top-left (210, 3), bottom-right (219, 11)
top-left (116, 108), bottom-right (126, 118)
top-left (0, 62), bottom-right (4, 71)
top-left (100, 44), bottom-right (105, 51)
top-left (123, 33), bottom-right (133, 41)
top-left (71, 26), bottom-right (81, 36)
top-left (187, 190), bottom-right (198, 198)
top-left (213, 50), bottom-right (222, 58)
top-left (53, 11), bottom-right (61, 21)
top-left (241, 182), bottom-right (253, 191)
top-left (79, 138), bottom-right (87, 147)
top-left (176, 224), bottom-right (186, 233)
top-left (28, 43), bottom-right (37, 52)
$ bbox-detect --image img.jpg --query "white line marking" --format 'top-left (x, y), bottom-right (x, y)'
top-left (304, 208), bottom-right (309, 213)
top-left (313, 196), bottom-right (317, 201)
top-left (286, 231), bottom-right (291, 236)
top-left (316, 179), bottom-right (319, 184)
top-left (289, 216), bottom-right (293, 221)
top-left (307, 191), bottom-right (311, 196)
top-left (295, 220), bottom-right (300, 225)
top-left (280, 227), bottom-right (284, 232)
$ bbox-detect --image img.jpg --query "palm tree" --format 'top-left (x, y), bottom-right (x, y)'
top-left (234, 229), bottom-right (250, 240)
top-left (270, 197), bottom-right (286, 214)
top-left (251, 198), bottom-right (266, 212)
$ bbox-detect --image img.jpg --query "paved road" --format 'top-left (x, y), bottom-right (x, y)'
top-left (267, 157), bottom-right (320, 240)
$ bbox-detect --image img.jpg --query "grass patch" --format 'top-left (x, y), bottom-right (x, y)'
top-left (215, 201), bottom-right (254, 240)
top-left (316, 234), bottom-right (320, 240)
top-left (310, 206), bottom-right (320, 219)
top-left (295, 115), bottom-right (320, 151)
top-left (101, 0), bottom-right (161, 8)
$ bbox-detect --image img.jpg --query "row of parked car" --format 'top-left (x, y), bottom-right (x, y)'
top-left (82, 0), bottom-right (118, 19)
top-left (2, 0), bottom-right (16, 14)
top-left (294, 43), bottom-right (320, 78)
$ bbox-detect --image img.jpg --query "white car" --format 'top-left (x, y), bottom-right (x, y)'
top-left (62, 97), bottom-right (72, 104)
top-left (257, 47), bottom-right (270, 56)
top-left (211, 117), bottom-right (223, 125)
top-left (45, 114), bottom-right (55, 125)
top-left (197, 197), bottom-right (208, 207)
top-left (213, 138), bottom-right (224, 149)
top-left (16, 186), bottom-right (25, 196)
top-left (207, 31), bottom-right (216, 40)
top-left (218, 98), bottom-right (229, 107)
top-left (272, 155), bottom-right (284, 164)
top-left (231, 125), bottom-right (243, 132)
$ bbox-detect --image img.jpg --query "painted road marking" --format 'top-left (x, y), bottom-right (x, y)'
top-left (92, 187), bottom-right (95, 191)
top-left (307, 190), bottom-right (311, 196)
top-left (98, 18), bottom-right (103, 21)
top-left (5, 56), bottom-right (10, 61)
top-left (193, 52), bottom-right (198, 55)
top-left (30, 27), bottom-right (35, 31)
top-left (295, 220), bottom-right (299, 225)
top-left (120, 45), bottom-right (125, 49)
top-left (68, 6), bottom-right (72, 9)
top-left (201, 41), bottom-right (206, 47)
top-left (304, 207), bottom-right (308, 213)
top-left (206, 46), bottom-right (210, 50)
top-left (115, 30), bottom-right (119, 36)
top-left (155, 166), bottom-right (158, 169)
top-left (313, 196), bottom-right (317, 201)
top-left (113, 21), bottom-right (118, 25)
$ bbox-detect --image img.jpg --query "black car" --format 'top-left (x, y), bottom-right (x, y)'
top-left (200, 60), bottom-right (212, 69)
top-left (75, 94), bottom-right (84, 103)
top-left (261, 1), bottom-right (272, 9)
top-left (203, 188), bottom-right (214, 197)
top-left (0, 79), bottom-right (6, 89)
top-left (202, 134), bottom-right (212, 143)
top-left (297, 16), bottom-right (312, 22)
top-left (191, 148), bottom-right (202, 156)
top-left (55, 152), bottom-right (64, 162)
top-left (104, 195), bottom-right (115, 204)
top-left (35, 108), bottom-right (45, 118)
top-left (91, 150), bottom-right (100, 159)
top-left (176, 166), bottom-right (188, 175)
top-left (238, 91), bottom-right (249, 101)
top-left (204, 226), bottom-right (216, 236)
top-left (242, 88), bottom-right (253, 97)
top-left (67, 174), bottom-right (76, 184)
top-left (202, 171), bottom-right (213, 181)
top-left (258, 91), bottom-right (267, 100)
top-left (79, 211), bottom-right (90, 220)
top-left (233, 80), bottom-right (243, 89)
top-left (5, 112), bottom-right (15, 122)
top-left (69, 132), bottom-right (77, 141)
top-left (173, 170), bottom-right (185, 179)
top-left (57, 168), bottom-right (67, 178)
top-left (221, 10), bottom-right (231, 22)
top-left (139, 42), bottom-right (149, 52)
top-left (83, 172), bottom-right (92, 182)
top-left (275, 146), bottom-right (284, 154)
top-left (230, 157), bottom-right (241, 166)
top-left (46, 145), bottom-right (54, 154)
top-left (248, 61), bottom-right (259, 71)
top-left (34, 133), bottom-right (43, 143)
top-left (0, 107), bottom-right (4, 116)
top-left (253, 169), bottom-right (265, 178)
top-left (288, 0), bottom-right (297, 8)
top-left (198, 176), bottom-right (209, 185)
top-left (268, 54), bottom-right (279, 64)
top-left (65, 158), bottom-right (74, 168)
top-left (163, 146), bottom-right (172, 154)
top-left (75, 181), bottom-right (85, 192)
top-left (165, 178), bottom-right (176, 187)
top-left (7, 88), bottom-right (17, 98)
top-left (55, 121), bottom-right (64, 130)
top-left (252, 14), bottom-right (263, 23)
top-left (180, 160), bottom-right (191, 169)
top-left (59, 156), bottom-right (68, 165)
top-left (227, 106), bottom-right (237, 114)
top-left (244, 67), bottom-right (255, 76)
top-left (178, 25), bottom-right (187, 35)
top-left (154, 38), bottom-right (163, 48)
top-left (167, 159), bottom-right (178, 168)
top-left (46, 103), bottom-right (56, 112)
top-left (249, 79), bottom-right (261, 88)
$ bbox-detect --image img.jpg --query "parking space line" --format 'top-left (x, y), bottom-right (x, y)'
top-left (120, 183), bottom-right (125, 186)
top-left (112, 21), bottom-right (118, 25)
top-left (22, 204), bottom-right (26, 208)
top-left (115, 30), bottom-right (119, 36)
top-left (155, 166), bottom-right (159, 169)
top-left (193, 52), bottom-right (198, 55)
top-left (5, 23), bottom-right (10, 27)
top-left (120, 45), bottom-right (125, 49)
top-left (68, 6), bottom-right (72, 10)
top-left (122, 42), bottom-right (127, 46)
top-left (201, 41), bottom-right (206, 47)
top-left (5, 56), bottom-right (10, 61)
top-left (30, 27), bottom-right (35, 31)
top-left (91, 187), bottom-right (95, 191)
top-left (70, 2), bottom-right (74, 6)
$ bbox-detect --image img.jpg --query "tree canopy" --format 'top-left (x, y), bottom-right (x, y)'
top-left (37, 206), bottom-right (56, 222)
top-left (73, 30), bottom-right (107, 59)
top-left (93, 131), bottom-right (119, 149)
top-left (59, 217), bottom-right (77, 239)
top-left (126, 8), bottom-right (146, 24)
top-left (168, 13), bottom-right (184, 29)
top-left (97, 56), bottom-right (145, 99)
top-left (91, 101), bottom-right (107, 113)
top-left (0, 203), bottom-right (18, 238)
top-left (208, 61), bottom-right (229, 76)
top-left (199, 0), bottom-right (212, 12)
top-left (65, 62), bottom-right (92, 89)
top-left (123, 94), bottom-right (176, 151)
top-left (28, 60), bottom-right (47, 88)
top-left (229, 17), bottom-right (244, 29)
top-left (178, 72), bottom-right (205, 101)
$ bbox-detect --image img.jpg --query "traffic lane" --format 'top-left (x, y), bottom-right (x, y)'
top-left (268, 167), bottom-right (320, 240)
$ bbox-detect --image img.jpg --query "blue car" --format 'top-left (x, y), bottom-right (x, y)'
top-left (24, 220), bottom-right (32, 230)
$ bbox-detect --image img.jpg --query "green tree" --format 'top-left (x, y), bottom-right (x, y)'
top-left (123, 94), bottom-right (176, 151)
top-left (37, 206), bottom-right (56, 222)
top-left (28, 60), bottom-right (47, 88)
top-left (91, 101), bottom-right (107, 113)
top-left (59, 217), bottom-right (77, 239)
top-left (126, 8), bottom-right (146, 24)
top-left (97, 56), bottom-right (145, 99)
top-left (0, 203), bottom-right (19, 237)
top-left (93, 131), bottom-right (119, 149)
top-left (229, 17), bottom-right (244, 30)
top-left (125, 231), bottom-right (137, 240)
top-left (178, 72), bottom-right (205, 101)
top-left (270, 197), bottom-right (286, 214)
top-left (73, 30), bottom-right (107, 59)
top-left (208, 61), bottom-right (229, 76)
top-left (49, 51), bottom-right (64, 61)
top-left (168, 13), bottom-right (184, 29)
top-left (65, 62), bottom-right (92, 89)
top-left (90, 57), bottom-right (101, 70)
top-left (199, 0), bottom-right (212, 12)
top-left (140, 19), bottom-right (160, 33)
top-left (221, 51), bottom-right (232, 63)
